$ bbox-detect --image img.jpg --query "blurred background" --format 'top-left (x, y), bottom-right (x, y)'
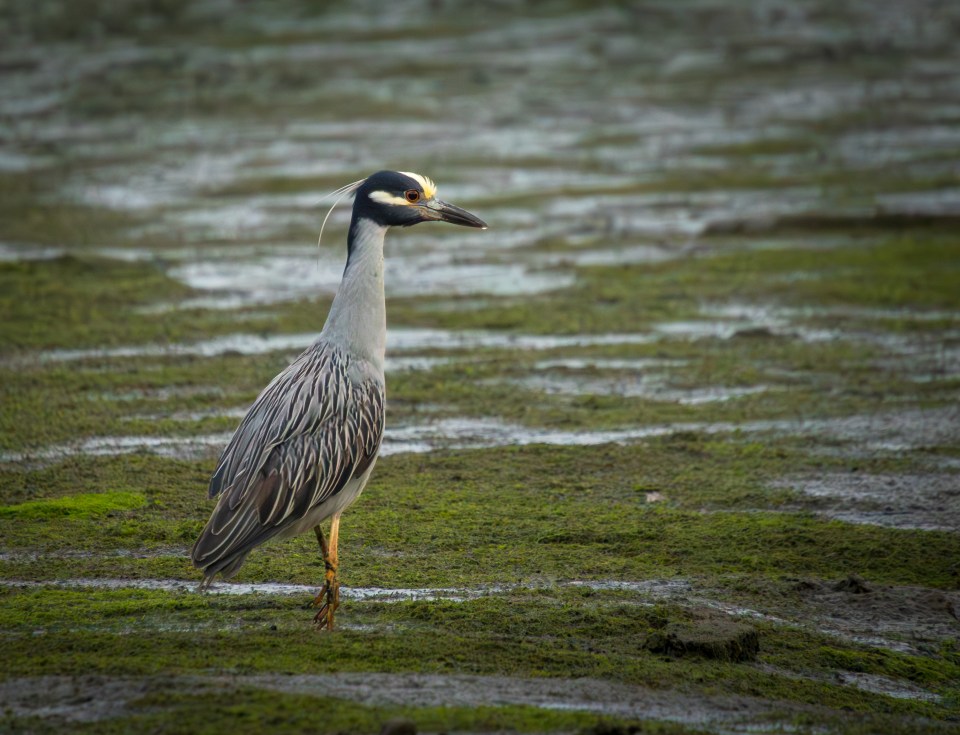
top-left (3, 0), bottom-right (958, 301)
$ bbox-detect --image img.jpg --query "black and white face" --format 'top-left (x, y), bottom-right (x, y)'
top-left (354, 170), bottom-right (487, 229)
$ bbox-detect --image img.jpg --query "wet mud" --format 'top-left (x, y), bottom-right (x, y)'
top-left (0, 672), bottom-right (809, 729)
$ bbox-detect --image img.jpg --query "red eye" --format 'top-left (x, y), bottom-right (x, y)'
top-left (404, 189), bottom-right (420, 203)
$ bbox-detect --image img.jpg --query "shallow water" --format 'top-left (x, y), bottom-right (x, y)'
top-left (7, 407), bottom-right (956, 471)
top-left (24, 328), bottom-right (661, 364)
top-left (511, 372), bottom-right (773, 404)
top-left (1, 578), bottom-right (502, 602)
top-left (165, 244), bottom-right (574, 305)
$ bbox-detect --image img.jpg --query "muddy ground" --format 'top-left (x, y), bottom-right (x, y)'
top-left (1, 0), bottom-right (959, 733)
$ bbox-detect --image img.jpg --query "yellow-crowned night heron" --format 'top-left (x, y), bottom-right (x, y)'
top-left (191, 171), bottom-right (487, 629)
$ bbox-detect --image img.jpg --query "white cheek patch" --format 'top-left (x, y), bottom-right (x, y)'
top-left (368, 190), bottom-right (411, 207)
top-left (398, 171), bottom-right (437, 199)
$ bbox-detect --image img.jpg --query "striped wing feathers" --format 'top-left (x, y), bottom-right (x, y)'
top-left (192, 344), bottom-right (384, 571)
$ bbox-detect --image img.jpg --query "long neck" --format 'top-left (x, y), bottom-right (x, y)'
top-left (321, 216), bottom-right (388, 371)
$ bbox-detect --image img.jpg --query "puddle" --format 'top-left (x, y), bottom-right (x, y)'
top-left (0, 676), bottom-right (151, 724)
top-left (0, 244), bottom-right (66, 262)
top-left (121, 406), bottom-right (248, 422)
top-left (389, 406), bottom-right (960, 458)
top-left (712, 302), bottom-right (960, 325)
top-left (796, 405), bottom-right (960, 453)
top-left (702, 303), bottom-right (960, 360)
top-left (166, 246), bottom-right (572, 305)
top-left (3, 417), bottom-right (685, 463)
top-left (512, 373), bottom-right (772, 404)
top-left (0, 433), bottom-right (233, 464)
top-left (532, 243), bottom-right (682, 267)
top-left (383, 417), bottom-right (744, 455)
top-left (0, 577), bottom-right (781, 626)
top-left (654, 316), bottom-right (837, 344)
top-left (546, 187), bottom-right (824, 238)
top-left (33, 333), bottom-right (318, 363)
top-left (4, 406), bottom-right (958, 466)
top-left (877, 188), bottom-right (960, 216)
top-left (0, 578), bottom-right (507, 602)
top-left (758, 664), bottom-right (942, 704)
top-left (567, 580), bottom-right (788, 625)
top-left (16, 305), bottom-right (937, 366)
top-left (669, 386), bottom-right (772, 405)
top-left (21, 333), bottom-right (466, 365)
top-left (387, 328), bottom-right (658, 352)
top-left (534, 358), bottom-right (689, 371)
top-left (836, 672), bottom-right (942, 703)
top-left (19, 328), bottom-right (660, 365)
top-left (386, 355), bottom-right (457, 373)
top-left (90, 385), bottom-right (226, 403)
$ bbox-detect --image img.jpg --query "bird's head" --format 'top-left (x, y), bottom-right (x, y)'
top-left (352, 170), bottom-right (487, 230)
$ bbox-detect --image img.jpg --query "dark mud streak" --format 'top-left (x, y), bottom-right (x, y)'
top-left (0, 673), bottom-right (812, 727)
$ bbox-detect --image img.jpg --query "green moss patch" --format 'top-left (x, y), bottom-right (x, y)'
top-left (0, 490), bottom-right (145, 520)
top-left (0, 173), bottom-right (144, 247)
top-left (0, 254), bottom-right (192, 352)
top-left (1, 586), bottom-right (957, 727)
top-left (2, 444), bottom-right (958, 592)
top-left (392, 234), bottom-right (959, 336)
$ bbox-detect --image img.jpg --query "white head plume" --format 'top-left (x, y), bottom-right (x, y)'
top-left (317, 177), bottom-right (366, 253)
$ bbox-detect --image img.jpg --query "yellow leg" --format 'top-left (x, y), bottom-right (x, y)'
top-left (312, 514), bottom-right (341, 630)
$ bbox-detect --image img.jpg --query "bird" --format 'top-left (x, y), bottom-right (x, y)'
top-left (191, 170), bottom-right (487, 629)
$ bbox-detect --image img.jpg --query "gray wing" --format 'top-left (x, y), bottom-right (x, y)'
top-left (191, 342), bottom-right (384, 576)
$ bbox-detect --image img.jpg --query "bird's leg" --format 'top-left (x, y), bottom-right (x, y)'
top-left (312, 514), bottom-right (341, 630)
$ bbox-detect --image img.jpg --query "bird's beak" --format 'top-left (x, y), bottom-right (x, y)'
top-left (422, 199), bottom-right (488, 229)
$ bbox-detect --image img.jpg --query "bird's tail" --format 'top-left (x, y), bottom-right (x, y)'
top-left (191, 528), bottom-right (249, 590)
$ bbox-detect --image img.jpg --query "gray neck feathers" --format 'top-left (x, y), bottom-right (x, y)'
top-left (320, 217), bottom-right (387, 372)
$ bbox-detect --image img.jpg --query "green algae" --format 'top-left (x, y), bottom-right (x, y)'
top-left (4, 202), bottom-right (956, 363)
top-left (0, 173), bottom-right (144, 248)
top-left (0, 255), bottom-right (192, 352)
top-left (3, 327), bottom-right (940, 455)
top-left (0, 490), bottom-right (145, 520)
top-left (395, 234), bottom-right (960, 337)
top-left (2, 442), bottom-right (958, 591)
top-left (0, 194), bottom-right (954, 475)
top-left (0, 253), bottom-right (308, 355)
top-left (1, 586), bottom-right (958, 727)
top-left (3, 0), bottom-right (192, 43)
top-left (692, 137), bottom-right (821, 157)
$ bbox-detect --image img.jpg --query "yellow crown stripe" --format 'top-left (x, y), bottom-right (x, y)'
top-left (398, 171), bottom-right (437, 199)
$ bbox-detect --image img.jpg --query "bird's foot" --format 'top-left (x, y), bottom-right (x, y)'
top-left (312, 565), bottom-right (340, 630)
